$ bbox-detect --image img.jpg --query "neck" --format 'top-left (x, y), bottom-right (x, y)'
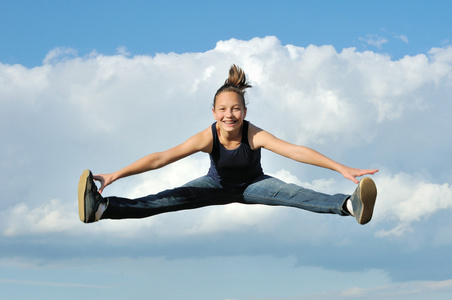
top-left (216, 123), bottom-right (243, 147)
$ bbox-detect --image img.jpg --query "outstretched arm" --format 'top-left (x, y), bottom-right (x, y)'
top-left (249, 124), bottom-right (378, 184)
top-left (94, 127), bottom-right (213, 193)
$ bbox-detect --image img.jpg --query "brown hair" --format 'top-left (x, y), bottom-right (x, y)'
top-left (213, 65), bottom-right (252, 108)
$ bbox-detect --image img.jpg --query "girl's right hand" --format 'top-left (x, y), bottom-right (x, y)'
top-left (93, 173), bottom-right (116, 194)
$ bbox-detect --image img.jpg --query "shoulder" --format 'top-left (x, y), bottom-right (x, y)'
top-left (247, 122), bottom-right (278, 150)
top-left (191, 126), bottom-right (214, 152)
top-left (158, 126), bottom-right (214, 164)
top-left (247, 122), bottom-right (262, 136)
top-left (170, 126), bottom-right (213, 156)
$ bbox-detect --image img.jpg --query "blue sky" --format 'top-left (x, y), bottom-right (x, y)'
top-left (2, 0), bottom-right (450, 66)
top-left (1, 1), bottom-right (452, 300)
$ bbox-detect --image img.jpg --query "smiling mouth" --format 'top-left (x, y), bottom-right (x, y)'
top-left (223, 120), bottom-right (237, 126)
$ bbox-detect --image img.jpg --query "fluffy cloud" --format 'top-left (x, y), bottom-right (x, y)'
top-left (1, 36), bottom-right (452, 247)
top-left (1, 199), bottom-right (77, 236)
top-left (3, 167), bottom-right (451, 240)
top-left (375, 172), bottom-right (452, 237)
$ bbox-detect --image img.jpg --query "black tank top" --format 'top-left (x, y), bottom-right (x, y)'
top-left (207, 120), bottom-right (264, 186)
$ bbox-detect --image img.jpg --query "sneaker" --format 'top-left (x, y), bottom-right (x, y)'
top-left (78, 169), bottom-right (104, 223)
top-left (350, 177), bottom-right (377, 225)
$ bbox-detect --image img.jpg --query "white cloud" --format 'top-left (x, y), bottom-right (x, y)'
top-left (395, 34), bottom-right (409, 44)
top-left (374, 172), bottom-right (452, 237)
top-left (1, 36), bottom-right (452, 249)
top-left (359, 34), bottom-right (388, 49)
top-left (43, 47), bottom-right (78, 65)
top-left (116, 46), bottom-right (131, 56)
top-left (1, 199), bottom-right (78, 236)
top-left (4, 165), bottom-right (451, 242)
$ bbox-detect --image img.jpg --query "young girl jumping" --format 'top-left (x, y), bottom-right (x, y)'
top-left (78, 65), bottom-right (378, 225)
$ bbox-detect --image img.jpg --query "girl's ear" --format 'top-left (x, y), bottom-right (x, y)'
top-left (244, 107), bottom-right (247, 119)
top-left (212, 107), bottom-right (217, 120)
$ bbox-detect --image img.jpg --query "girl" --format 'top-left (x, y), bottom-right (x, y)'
top-left (78, 65), bottom-right (378, 225)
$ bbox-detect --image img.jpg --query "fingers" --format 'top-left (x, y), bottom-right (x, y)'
top-left (363, 169), bottom-right (379, 176)
top-left (92, 174), bottom-right (103, 181)
top-left (93, 174), bottom-right (107, 194)
top-left (349, 178), bottom-right (359, 184)
top-left (352, 169), bottom-right (379, 184)
top-left (344, 168), bottom-right (378, 184)
top-left (348, 174), bottom-right (360, 184)
top-left (355, 168), bottom-right (379, 176)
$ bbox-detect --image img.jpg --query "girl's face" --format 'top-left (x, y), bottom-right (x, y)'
top-left (212, 91), bottom-right (247, 133)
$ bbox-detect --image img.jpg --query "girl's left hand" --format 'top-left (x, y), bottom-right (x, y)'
top-left (340, 167), bottom-right (379, 184)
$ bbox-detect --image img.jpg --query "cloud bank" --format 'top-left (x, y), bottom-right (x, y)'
top-left (1, 38), bottom-right (452, 289)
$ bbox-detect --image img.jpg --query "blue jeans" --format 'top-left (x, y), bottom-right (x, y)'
top-left (102, 175), bottom-right (350, 220)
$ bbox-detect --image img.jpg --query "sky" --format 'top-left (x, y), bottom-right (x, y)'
top-left (1, 0), bottom-right (452, 299)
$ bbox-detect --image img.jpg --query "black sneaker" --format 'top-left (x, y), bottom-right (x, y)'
top-left (350, 177), bottom-right (377, 225)
top-left (78, 169), bottom-right (104, 223)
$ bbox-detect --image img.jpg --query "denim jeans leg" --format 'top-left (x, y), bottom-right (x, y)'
top-left (101, 176), bottom-right (234, 220)
top-left (242, 175), bottom-right (349, 216)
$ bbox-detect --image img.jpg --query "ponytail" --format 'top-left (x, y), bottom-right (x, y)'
top-left (213, 65), bottom-right (252, 108)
